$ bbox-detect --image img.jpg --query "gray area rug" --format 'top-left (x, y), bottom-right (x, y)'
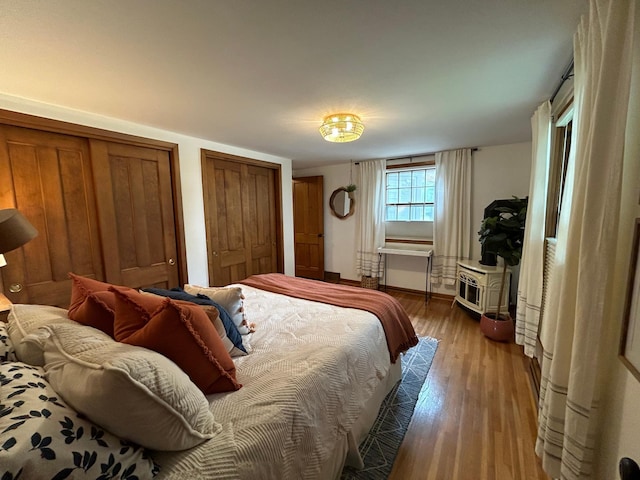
top-left (341, 336), bottom-right (438, 480)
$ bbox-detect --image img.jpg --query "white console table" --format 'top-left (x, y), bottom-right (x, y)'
top-left (377, 246), bottom-right (433, 302)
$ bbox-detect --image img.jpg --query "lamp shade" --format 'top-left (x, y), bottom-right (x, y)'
top-left (0, 209), bottom-right (38, 254)
top-left (319, 113), bottom-right (364, 143)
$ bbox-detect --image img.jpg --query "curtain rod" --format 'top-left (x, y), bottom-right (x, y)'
top-left (354, 147), bottom-right (478, 165)
top-left (550, 58), bottom-right (574, 104)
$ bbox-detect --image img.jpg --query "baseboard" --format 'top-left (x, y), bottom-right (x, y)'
top-left (338, 279), bottom-right (454, 301)
top-left (323, 271), bottom-right (340, 284)
top-left (528, 356), bottom-right (541, 405)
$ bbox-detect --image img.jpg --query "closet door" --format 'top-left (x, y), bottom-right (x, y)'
top-left (89, 140), bottom-right (180, 289)
top-left (0, 125), bottom-right (103, 306)
top-left (244, 164), bottom-right (278, 275)
top-left (201, 151), bottom-right (281, 286)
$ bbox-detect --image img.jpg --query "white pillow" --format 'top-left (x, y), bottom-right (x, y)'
top-left (184, 284), bottom-right (250, 334)
top-left (42, 323), bottom-right (221, 451)
top-left (201, 305), bottom-right (247, 357)
top-left (0, 361), bottom-right (159, 479)
top-left (6, 304), bottom-right (76, 365)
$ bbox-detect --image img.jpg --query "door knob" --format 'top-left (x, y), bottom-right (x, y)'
top-left (620, 458), bottom-right (640, 480)
top-left (9, 283), bottom-right (22, 293)
top-left (168, 258), bottom-right (175, 266)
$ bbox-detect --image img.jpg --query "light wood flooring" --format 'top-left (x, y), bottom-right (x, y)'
top-left (386, 292), bottom-right (548, 480)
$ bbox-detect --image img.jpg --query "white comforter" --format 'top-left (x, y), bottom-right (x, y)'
top-left (153, 284), bottom-right (391, 480)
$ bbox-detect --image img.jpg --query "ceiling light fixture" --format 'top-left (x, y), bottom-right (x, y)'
top-left (319, 113), bottom-right (364, 143)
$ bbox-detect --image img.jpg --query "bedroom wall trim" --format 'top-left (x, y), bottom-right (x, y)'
top-left (0, 108), bottom-right (189, 286)
top-left (339, 279), bottom-right (454, 301)
top-left (528, 342), bottom-right (542, 403)
top-left (0, 109), bottom-right (177, 150)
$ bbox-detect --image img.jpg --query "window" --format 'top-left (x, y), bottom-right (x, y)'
top-left (546, 105), bottom-right (573, 237)
top-left (385, 166), bottom-right (436, 222)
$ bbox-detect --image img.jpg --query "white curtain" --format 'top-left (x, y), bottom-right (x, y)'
top-left (515, 101), bottom-right (551, 357)
top-left (356, 159), bottom-right (386, 278)
top-left (432, 148), bottom-right (472, 285)
top-left (536, 1), bottom-right (635, 478)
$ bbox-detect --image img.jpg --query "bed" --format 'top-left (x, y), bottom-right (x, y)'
top-left (0, 273), bottom-right (418, 480)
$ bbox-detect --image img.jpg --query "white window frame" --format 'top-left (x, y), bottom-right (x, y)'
top-left (385, 165), bottom-right (435, 222)
top-left (384, 162), bottom-right (435, 241)
top-left (546, 103), bottom-right (574, 238)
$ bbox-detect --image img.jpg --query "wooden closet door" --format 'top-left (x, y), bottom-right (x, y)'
top-left (201, 153), bottom-right (281, 286)
top-left (0, 125), bottom-right (103, 306)
top-left (244, 164), bottom-right (278, 275)
top-left (89, 140), bottom-right (179, 289)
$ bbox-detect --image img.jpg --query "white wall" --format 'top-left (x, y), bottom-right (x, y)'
top-left (594, 5), bottom-right (640, 475)
top-left (0, 93), bottom-right (295, 285)
top-left (469, 142), bottom-right (532, 300)
top-left (295, 141), bottom-right (533, 295)
top-left (470, 143), bottom-right (532, 260)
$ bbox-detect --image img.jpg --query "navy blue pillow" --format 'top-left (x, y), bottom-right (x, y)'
top-left (142, 287), bottom-right (246, 354)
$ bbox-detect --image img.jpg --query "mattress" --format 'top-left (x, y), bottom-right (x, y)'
top-left (152, 284), bottom-right (396, 480)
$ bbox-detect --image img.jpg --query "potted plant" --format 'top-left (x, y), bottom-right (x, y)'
top-left (345, 183), bottom-right (357, 199)
top-left (477, 196), bottom-right (528, 341)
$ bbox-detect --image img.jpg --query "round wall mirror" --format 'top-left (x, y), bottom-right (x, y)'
top-left (329, 187), bottom-right (355, 219)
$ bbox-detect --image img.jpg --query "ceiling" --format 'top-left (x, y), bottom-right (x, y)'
top-left (0, 0), bottom-right (587, 169)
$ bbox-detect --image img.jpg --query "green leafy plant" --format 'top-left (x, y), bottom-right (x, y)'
top-left (478, 196), bottom-right (528, 320)
top-left (345, 184), bottom-right (357, 192)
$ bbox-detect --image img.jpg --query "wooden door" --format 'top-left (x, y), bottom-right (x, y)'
top-left (89, 140), bottom-right (180, 289)
top-left (244, 164), bottom-right (278, 275)
top-left (293, 176), bottom-right (324, 279)
top-left (0, 125), bottom-right (104, 306)
top-left (201, 151), bottom-right (282, 286)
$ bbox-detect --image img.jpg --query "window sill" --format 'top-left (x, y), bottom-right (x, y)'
top-left (385, 238), bottom-right (433, 245)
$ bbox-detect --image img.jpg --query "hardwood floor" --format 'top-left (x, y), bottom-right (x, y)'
top-left (387, 292), bottom-right (548, 480)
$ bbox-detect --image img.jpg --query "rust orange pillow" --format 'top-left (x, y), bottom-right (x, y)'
top-left (110, 286), bottom-right (241, 394)
top-left (67, 273), bottom-right (116, 337)
top-left (111, 287), bottom-right (164, 340)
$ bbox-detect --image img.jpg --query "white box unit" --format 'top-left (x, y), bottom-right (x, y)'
top-left (455, 260), bottom-right (510, 315)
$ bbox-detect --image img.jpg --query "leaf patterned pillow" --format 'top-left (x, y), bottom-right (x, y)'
top-left (0, 361), bottom-right (159, 479)
top-left (0, 322), bottom-right (17, 363)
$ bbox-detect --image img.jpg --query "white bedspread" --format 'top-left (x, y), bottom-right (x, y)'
top-left (153, 284), bottom-right (392, 480)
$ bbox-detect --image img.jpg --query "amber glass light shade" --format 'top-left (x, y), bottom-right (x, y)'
top-left (319, 113), bottom-right (365, 143)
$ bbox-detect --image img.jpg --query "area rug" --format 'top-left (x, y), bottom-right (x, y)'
top-left (341, 336), bottom-right (438, 480)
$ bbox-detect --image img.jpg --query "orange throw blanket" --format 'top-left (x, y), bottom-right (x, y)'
top-left (239, 273), bottom-right (418, 363)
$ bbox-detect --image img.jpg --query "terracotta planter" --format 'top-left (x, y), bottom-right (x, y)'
top-left (480, 312), bottom-right (514, 342)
